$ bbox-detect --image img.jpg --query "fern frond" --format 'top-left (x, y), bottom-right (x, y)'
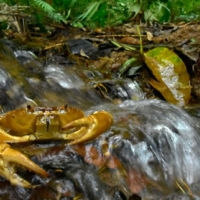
top-left (31, 0), bottom-right (67, 23)
top-left (76, 1), bottom-right (102, 21)
top-left (33, 0), bottom-right (55, 13)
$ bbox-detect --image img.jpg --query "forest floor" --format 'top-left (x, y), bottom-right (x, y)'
top-left (4, 21), bottom-right (200, 105)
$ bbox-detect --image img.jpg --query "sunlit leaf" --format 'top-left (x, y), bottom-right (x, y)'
top-left (144, 47), bottom-right (191, 106)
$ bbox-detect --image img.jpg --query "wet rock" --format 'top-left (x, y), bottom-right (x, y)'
top-left (66, 39), bottom-right (112, 59)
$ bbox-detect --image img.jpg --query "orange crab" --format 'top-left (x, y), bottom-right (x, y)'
top-left (0, 105), bottom-right (113, 188)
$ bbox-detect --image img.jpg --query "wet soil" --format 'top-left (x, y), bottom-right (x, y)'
top-left (5, 21), bottom-right (200, 105)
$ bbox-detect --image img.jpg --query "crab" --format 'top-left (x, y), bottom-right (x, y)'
top-left (0, 105), bottom-right (113, 188)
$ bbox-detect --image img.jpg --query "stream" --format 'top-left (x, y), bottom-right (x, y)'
top-left (0, 39), bottom-right (200, 200)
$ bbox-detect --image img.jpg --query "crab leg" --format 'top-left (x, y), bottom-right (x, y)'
top-left (0, 143), bottom-right (48, 188)
top-left (62, 111), bottom-right (113, 145)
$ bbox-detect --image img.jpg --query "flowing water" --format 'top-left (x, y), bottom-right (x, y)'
top-left (0, 39), bottom-right (200, 200)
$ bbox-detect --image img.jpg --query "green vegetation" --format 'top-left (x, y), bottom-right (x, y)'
top-left (0, 0), bottom-right (199, 31)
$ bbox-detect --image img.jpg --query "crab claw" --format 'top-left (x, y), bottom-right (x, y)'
top-left (62, 111), bottom-right (113, 145)
top-left (0, 143), bottom-right (48, 188)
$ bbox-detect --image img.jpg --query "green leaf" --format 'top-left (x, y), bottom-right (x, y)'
top-left (75, 1), bottom-right (102, 21)
top-left (119, 57), bottom-right (140, 77)
top-left (110, 40), bottom-right (136, 51)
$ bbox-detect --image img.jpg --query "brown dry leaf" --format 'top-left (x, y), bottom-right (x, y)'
top-left (126, 168), bottom-right (147, 194)
top-left (146, 31), bottom-right (153, 41)
top-left (80, 49), bottom-right (89, 58)
top-left (120, 37), bottom-right (140, 45)
top-left (125, 27), bottom-right (137, 34)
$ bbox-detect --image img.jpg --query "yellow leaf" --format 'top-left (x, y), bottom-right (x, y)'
top-left (144, 47), bottom-right (191, 106)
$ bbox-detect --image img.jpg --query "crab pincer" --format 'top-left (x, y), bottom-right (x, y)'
top-left (62, 111), bottom-right (113, 145)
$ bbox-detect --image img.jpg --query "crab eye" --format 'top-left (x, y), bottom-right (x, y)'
top-left (26, 105), bottom-right (34, 113)
top-left (27, 105), bottom-right (31, 109)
